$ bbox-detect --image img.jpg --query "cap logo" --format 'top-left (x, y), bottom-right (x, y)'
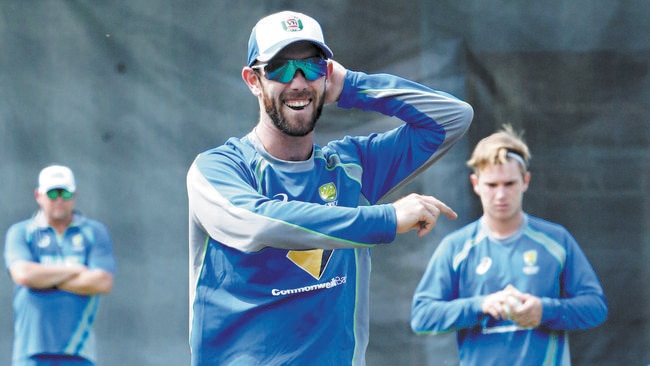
top-left (281, 16), bottom-right (303, 32)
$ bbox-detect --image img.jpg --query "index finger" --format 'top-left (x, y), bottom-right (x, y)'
top-left (424, 196), bottom-right (457, 220)
top-left (439, 203), bottom-right (458, 220)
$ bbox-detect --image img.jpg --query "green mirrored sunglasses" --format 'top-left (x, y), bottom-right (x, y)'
top-left (46, 188), bottom-right (74, 200)
top-left (252, 57), bottom-right (328, 83)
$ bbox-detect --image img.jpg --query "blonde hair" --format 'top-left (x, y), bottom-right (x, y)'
top-left (467, 124), bottom-right (531, 175)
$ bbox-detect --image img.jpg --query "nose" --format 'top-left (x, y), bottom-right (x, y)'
top-left (495, 186), bottom-right (507, 199)
top-left (288, 69), bottom-right (309, 86)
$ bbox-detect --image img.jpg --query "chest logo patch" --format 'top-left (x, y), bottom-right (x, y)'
top-left (287, 249), bottom-right (333, 280)
top-left (475, 256), bottom-right (492, 275)
top-left (37, 236), bottom-right (51, 248)
top-left (273, 193), bottom-right (289, 202)
top-left (72, 234), bottom-right (85, 251)
top-left (318, 182), bottom-right (338, 205)
top-left (522, 250), bottom-right (540, 275)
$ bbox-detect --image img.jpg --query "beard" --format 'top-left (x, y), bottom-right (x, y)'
top-left (47, 207), bottom-right (73, 222)
top-left (261, 84), bottom-right (324, 137)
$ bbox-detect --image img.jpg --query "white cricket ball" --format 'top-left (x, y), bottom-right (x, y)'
top-left (504, 295), bottom-right (522, 318)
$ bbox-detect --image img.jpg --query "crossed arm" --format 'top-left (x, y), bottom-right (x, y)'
top-left (9, 260), bottom-right (113, 295)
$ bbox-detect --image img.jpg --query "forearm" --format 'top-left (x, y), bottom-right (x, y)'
top-left (57, 269), bottom-right (114, 295)
top-left (411, 296), bottom-right (484, 334)
top-left (337, 70), bottom-right (473, 132)
top-left (9, 260), bottom-right (82, 289)
top-left (540, 249), bottom-right (609, 330)
top-left (337, 71), bottom-right (472, 201)
top-left (540, 293), bottom-right (608, 330)
top-left (193, 197), bottom-right (396, 252)
top-left (188, 162), bottom-right (397, 252)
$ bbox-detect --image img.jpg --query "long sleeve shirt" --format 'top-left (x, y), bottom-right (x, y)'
top-left (187, 70), bottom-right (473, 365)
top-left (411, 215), bottom-right (608, 366)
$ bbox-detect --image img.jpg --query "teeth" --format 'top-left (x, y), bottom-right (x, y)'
top-left (285, 100), bottom-right (309, 108)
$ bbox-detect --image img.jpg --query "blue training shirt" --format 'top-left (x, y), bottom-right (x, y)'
top-left (186, 70), bottom-right (473, 365)
top-left (411, 215), bottom-right (608, 366)
top-left (4, 211), bottom-right (116, 364)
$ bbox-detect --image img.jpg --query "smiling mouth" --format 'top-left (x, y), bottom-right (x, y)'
top-left (284, 98), bottom-right (311, 110)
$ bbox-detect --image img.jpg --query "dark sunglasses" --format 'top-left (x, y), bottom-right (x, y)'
top-left (46, 189), bottom-right (74, 200)
top-left (252, 57), bottom-right (328, 83)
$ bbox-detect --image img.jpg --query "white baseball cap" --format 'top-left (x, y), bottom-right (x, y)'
top-left (247, 11), bottom-right (333, 66)
top-left (38, 165), bottom-right (76, 193)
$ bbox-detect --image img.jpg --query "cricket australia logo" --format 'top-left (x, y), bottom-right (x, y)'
top-left (318, 182), bottom-right (338, 206)
top-left (522, 250), bottom-right (539, 275)
top-left (281, 16), bottom-right (303, 32)
top-left (72, 234), bottom-right (85, 251)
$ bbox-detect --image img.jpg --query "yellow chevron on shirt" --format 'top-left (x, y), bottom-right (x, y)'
top-left (287, 249), bottom-right (331, 280)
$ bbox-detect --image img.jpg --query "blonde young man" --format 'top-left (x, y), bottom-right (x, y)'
top-left (411, 126), bottom-right (607, 365)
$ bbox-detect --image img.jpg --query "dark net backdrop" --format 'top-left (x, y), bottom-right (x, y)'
top-left (0, 1), bottom-right (648, 365)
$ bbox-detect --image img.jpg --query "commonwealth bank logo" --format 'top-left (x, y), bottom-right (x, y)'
top-left (287, 249), bottom-right (333, 280)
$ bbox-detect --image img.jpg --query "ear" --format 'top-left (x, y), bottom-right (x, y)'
top-left (242, 67), bottom-right (262, 96)
top-left (34, 189), bottom-right (45, 205)
top-left (470, 174), bottom-right (480, 195)
top-left (522, 172), bottom-right (531, 192)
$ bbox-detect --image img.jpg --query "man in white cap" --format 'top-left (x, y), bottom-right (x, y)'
top-left (4, 165), bottom-right (116, 366)
top-left (186, 10), bottom-right (473, 365)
